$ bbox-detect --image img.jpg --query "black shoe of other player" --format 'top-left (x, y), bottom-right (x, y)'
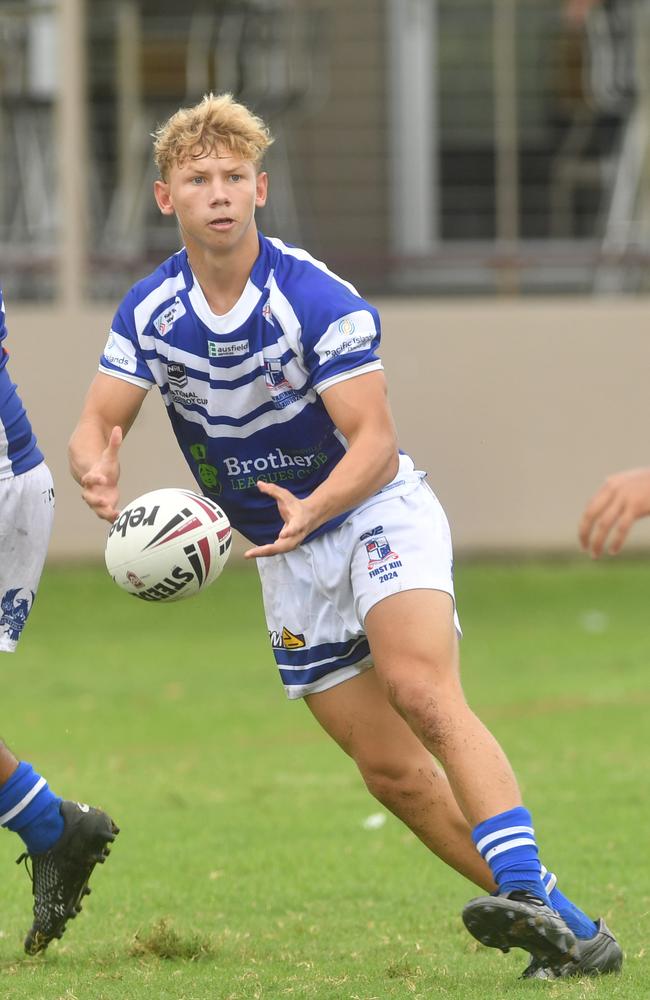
top-left (18, 800), bottom-right (119, 955)
top-left (521, 917), bottom-right (623, 979)
top-left (462, 890), bottom-right (578, 975)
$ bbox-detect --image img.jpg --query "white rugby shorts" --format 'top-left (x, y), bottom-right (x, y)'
top-left (0, 462), bottom-right (54, 652)
top-left (256, 470), bottom-right (461, 699)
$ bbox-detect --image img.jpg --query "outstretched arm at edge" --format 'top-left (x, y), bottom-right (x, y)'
top-left (579, 466), bottom-right (650, 557)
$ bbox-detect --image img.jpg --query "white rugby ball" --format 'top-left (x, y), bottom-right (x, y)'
top-left (105, 488), bottom-right (232, 602)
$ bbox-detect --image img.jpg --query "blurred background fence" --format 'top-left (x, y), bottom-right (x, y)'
top-left (2, 0), bottom-right (650, 559)
top-left (1, 0), bottom-right (649, 303)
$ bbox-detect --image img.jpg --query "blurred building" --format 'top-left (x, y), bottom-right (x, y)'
top-left (0, 0), bottom-right (649, 303)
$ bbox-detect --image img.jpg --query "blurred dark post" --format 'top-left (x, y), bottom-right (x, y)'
top-left (57, 0), bottom-right (87, 307)
top-left (493, 0), bottom-right (519, 294)
top-left (387, 0), bottom-right (438, 275)
top-left (115, 1), bottom-right (142, 252)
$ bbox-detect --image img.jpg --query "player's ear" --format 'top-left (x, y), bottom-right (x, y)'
top-left (154, 179), bottom-right (175, 216)
top-left (255, 171), bottom-right (268, 209)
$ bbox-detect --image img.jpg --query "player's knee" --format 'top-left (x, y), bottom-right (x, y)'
top-left (386, 680), bottom-right (459, 755)
top-left (358, 757), bottom-right (420, 807)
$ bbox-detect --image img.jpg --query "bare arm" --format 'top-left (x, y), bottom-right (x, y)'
top-left (245, 371), bottom-right (399, 558)
top-left (69, 373), bottom-right (148, 522)
top-left (579, 467), bottom-right (650, 557)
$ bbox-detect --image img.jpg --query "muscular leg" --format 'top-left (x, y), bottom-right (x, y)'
top-left (365, 589), bottom-right (522, 826)
top-left (306, 669), bottom-right (494, 891)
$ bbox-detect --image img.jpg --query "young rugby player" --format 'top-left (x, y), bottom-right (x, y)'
top-left (0, 289), bottom-right (118, 954)
top-left (69, 94), bottom-right (620, 979)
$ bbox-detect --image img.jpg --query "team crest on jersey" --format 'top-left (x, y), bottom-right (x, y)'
top-left (269, 626), bottom-right (306, 650)
top-left (264, 358), bottom-right (290, 390)
top-left (154, 296), bottom-right (186, 336)
top-left (264, 358), bottom-right (302, 410)
top-left (0, 588), bottom-right (34, 642)
top-left (360, 526), bottom-right (399, 568)
top-left (167, 362), bottom-right (187, 388)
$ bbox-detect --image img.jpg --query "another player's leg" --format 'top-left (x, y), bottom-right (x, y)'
top-left (0, 742), bottom-right (118, 954)
top-left (0, 464), bottom-right (119, 954)
top-left (365, 588), bottom-right (579, 973)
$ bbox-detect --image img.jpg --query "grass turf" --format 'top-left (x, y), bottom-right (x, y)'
top-left (0, 558), bottom-right (647, 998)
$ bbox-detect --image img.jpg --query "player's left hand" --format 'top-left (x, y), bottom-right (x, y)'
top-left (579, 466), bottom-right (650, 557)
top-left (244, 481), bottom-right (318, 558)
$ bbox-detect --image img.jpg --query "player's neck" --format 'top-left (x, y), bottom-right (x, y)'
top-left (185, 229), bottom-right (260, 317)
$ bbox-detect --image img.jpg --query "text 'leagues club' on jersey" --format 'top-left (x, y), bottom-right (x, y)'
top-left (0, 289), bottom-right (44, 480)
top-left (99, 233), bottom-right (397, 546)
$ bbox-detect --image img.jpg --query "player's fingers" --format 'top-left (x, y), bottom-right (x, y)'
top-left (255, 479), bottom-right (286, 499)
top-left (578, 487), bottom-right (614, 548)
top-left (82, 495), bottom-right (118, 523)
top-left (80, 471), bottom-right (107, 489)
top-left (244, 543), bottom-right (275, 558)
top-left (587, 500), bottom-right (625, 558)
top-left (105, 425), bottom-right (123, 457)
top-left (607, 510), bottom-right (635, 555)
top-left (245, 535), bottom-right (299, 558)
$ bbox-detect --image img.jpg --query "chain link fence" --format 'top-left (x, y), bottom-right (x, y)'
top-left (0, 0), bottom-right (648, 301)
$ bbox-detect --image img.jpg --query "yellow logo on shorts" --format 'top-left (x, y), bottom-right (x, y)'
top-left (281, 626), bottom-right (305, 649)
top-left (269, 626), bottom-right (306, 649)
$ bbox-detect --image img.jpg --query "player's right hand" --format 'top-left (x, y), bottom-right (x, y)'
top-left (80, 425), bottom-right (123, 523)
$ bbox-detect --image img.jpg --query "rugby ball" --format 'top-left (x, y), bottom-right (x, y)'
top-left (105, 488), bottom-right (232, 602)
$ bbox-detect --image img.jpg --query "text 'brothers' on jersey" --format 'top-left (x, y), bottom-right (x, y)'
top-left (99, 234), bottom-right (384, 545)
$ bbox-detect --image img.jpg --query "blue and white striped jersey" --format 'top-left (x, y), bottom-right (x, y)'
top-left (100, 234), bottom-right (391, 545)
top-left (0, 290), bottom-right (44, 480)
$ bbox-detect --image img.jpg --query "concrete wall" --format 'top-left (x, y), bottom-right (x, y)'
top-left (7, 296), bottom-right (650, 560)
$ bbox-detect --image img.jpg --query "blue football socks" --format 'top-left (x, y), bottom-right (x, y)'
top-left (0, 761), bottom-right (64, 854)
top-left (472, 805), bottom-right (549, 901)
top-left (542, 866), bottom-right (598, 940)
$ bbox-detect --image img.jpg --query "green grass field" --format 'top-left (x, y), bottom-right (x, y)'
top-left (0, 558), bottom-right (648, 999)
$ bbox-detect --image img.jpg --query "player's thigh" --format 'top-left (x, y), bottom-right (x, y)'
top-left (0, 463), bottom-right (53, 579)
top-left (349, 481), bottom-right (462, 689)
top-left (0, 463), bottom-right (54, 651)
top-left (365, 590), bottom-right (463, 705)
top-left (305, 667), bottom-right (432, 777)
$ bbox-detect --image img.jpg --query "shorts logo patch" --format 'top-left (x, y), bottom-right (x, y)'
top-left (0, 587), bottom-right (35, 642)
top-left (360, 526), bottom-right (399, 569)
top-left (269, 626), bottom-right (306, 650)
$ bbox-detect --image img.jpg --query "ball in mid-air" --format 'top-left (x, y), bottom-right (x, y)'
top-left (105, 488), bottom-right (232, 602)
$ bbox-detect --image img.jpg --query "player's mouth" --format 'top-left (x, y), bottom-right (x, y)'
top-left (209, 217), bottom-right (236, 231)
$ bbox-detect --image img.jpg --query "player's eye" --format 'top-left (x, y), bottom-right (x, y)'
top-left (190, 176), bottom-right (205, 185)
top-left (229, 174), bottom-right (242, 182)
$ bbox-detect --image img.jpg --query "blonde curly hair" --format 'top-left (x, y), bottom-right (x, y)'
top-left (153, 93), bottom-right (274, 180)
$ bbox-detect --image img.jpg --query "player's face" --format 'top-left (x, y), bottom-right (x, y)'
top-left (154, 149), bottom-right (268, 256)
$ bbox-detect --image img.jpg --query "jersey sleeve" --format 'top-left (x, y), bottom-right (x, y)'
top-left (99, 291), bottom-right (155, 390)
top-left (296, 278), bottom-right (383, 394)
top-left (0, 289), bottom-right (7, 369)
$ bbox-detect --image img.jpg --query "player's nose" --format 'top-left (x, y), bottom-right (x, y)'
top-left (208, 182), bottom-right (230, 205)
